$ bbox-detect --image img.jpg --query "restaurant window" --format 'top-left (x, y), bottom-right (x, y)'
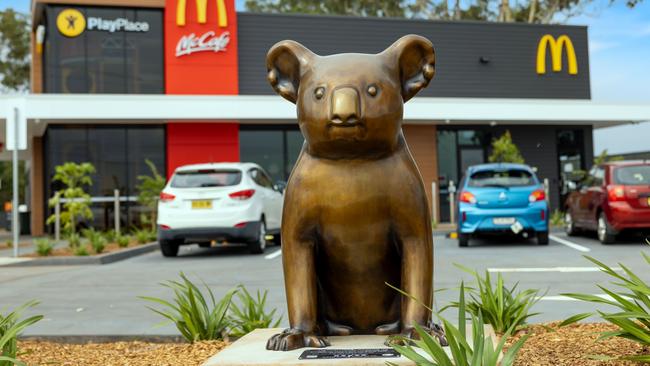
top-left (240, 126), bottom-right (304, 182)
top-left (43, 125), bottom-right (166, 230)
top-left (43, 6), bottom-right (163, 94)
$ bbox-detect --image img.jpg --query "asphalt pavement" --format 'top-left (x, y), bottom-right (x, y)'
top-left (0, 230), bottom-right (648, 336)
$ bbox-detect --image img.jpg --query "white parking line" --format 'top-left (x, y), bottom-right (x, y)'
top-left (540, 294), bottom-right (629, 301)
top-left (549, 234), bottom-right (591, 252)
top-left (264, 249), bottom-right (282, 260)
top-left (488, 267), bottom-right (620, 273)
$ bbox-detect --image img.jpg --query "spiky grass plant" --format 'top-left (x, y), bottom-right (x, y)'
top-left (387, 283), bottom-right (529, 366)
top-left (561, 251), bottom-right (650, 363)
top-left (0, 301), bottom-right (43, 366)
top-left (229, 286), bottom-right (282, 338)
top-left (140, 272), bottom-right (237, 342)
top-left (447, 264), bottom-right (543, 334)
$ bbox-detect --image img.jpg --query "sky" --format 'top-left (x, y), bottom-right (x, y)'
top-left (1, 0), bottom-right (649, 154)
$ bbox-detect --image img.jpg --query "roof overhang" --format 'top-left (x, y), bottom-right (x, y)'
top-left (2, 94), bottom-right (649, 126)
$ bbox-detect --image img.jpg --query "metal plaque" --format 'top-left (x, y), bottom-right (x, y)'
top-left (298, 348), bottom-right (400, 360)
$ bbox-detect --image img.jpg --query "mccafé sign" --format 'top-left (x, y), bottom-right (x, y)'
top-left (174, 0), bottom-right (230, 57)
top-left (164, 0), bottom-right (238, 94)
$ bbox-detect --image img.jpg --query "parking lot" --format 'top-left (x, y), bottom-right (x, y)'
top-left (0, 230), bottom-right (648, 336)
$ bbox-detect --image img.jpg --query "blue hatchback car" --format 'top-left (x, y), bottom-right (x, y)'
top-left (457, 163), bottom-right (549, 247)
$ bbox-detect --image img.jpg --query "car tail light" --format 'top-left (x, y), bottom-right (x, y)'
top-left (462, 211), bottom-right (467, 222)
top-left (229, 189), bottom-right (255, 200)
top-left (541, 210), bottom-right (546, 220)
top-left (159, 192), bottom-right (175, 202)
top-left (529, 189), bottom-right (546, 202)
top-left (160, 224), bottom-right (171, 230)
top-left (459, 191), bottom-right (477, 204)
top-left (234, 222), bottom-right (247, 228)
top-left (607, 185), bottom-right (625, 201)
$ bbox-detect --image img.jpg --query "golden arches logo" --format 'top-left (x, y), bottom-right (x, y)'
top-left (176, 0), bottom-right (227, 27)
top-left (536, 34), bottom-right (578, 75)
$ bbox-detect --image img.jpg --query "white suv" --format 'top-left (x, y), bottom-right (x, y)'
top-left (157, 163), bottom-right (284, 257)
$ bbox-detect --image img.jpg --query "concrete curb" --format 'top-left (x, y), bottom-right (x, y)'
top-left (19, 334), bottom-right (186, 344)
top-left (2, 242), bottom-right (159, 267)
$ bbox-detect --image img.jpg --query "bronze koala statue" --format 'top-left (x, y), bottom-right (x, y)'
top-left (265, 34), bottom-right (436, 351)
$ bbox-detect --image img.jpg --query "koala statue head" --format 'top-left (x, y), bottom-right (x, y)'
top-left (266, 35), bottom-right (435, 159)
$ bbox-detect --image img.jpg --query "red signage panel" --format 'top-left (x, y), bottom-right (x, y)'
top-left (164, 0), bottom-right (238, 94)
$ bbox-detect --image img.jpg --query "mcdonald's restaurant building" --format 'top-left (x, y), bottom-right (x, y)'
top-left (22, 0), bottom-right (650, 235)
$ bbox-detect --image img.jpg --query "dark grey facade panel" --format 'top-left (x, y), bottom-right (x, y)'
top-left (237, 13), bottom-right (590, 99)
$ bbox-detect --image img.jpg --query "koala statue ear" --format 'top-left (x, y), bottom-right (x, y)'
top-left (266, 40), bottom-right (316, 104)
top-left (382, 35), bottom-right (436, 102)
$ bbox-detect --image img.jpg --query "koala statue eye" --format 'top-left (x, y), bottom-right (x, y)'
top-left (367, 85), bottom-right (378, 97)
top-left (314, 87), bottom-right (325, 100)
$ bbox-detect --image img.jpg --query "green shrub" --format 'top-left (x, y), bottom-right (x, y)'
top-left (67, 233), bottom-right (81, 249)
top-left (133, 228), bottom-right (156, 244)
top-left (561, 252), bottom-right (650, 362)
top-left (34, 238), bottom-right (54, 257)
top-left (229, 286), bottom-right (282, 338)
top-left (0, 300), bottom-right (43, 366)
top-left (4, 240), bottom-right (11, 249)
top-left (116, 235), bottom-right (130, 248)
top-left (387, 283), bottom-right (529, 366)
top-left (73, 245), bottom-right (89, 256)
top-left (447, 264), bottom-right (542, 334)
top-left (103, 229), bottom-right (117, 243)
top-left (90, 236), bottom-right (106, 254)
top-left (549, 209), bottom-right (564, 227)
top-left (140, 272), bottom-right (237, 343)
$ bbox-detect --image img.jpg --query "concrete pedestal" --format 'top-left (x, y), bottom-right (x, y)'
top-left (202, 327), bottom-right (498, 366)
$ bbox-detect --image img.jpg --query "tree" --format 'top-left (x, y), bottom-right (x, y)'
top-left (46, 162), bottom-right (95, 238)
top-left (488, 130), bottom-right (525, 164)
top-left (245, 0), bottom-right (643, 24)
top-left (593, 149), bottom-right (623, 165)
top-left (0, 9), bottom-right (30, 92)
top-left (136, 159), bottom-right (166, 231)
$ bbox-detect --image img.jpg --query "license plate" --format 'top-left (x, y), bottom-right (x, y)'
top-left (191, 200), bottom-right (212, 209)
top-left (493, 217), bottom-right (516, 225)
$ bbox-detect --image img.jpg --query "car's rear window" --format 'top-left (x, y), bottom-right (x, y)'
top-left (170, 169), bottom-right (242, 188)
top-left (468, 169), bottom-right (535, 187)
top-left (614, 165), bottom-right (650, 185)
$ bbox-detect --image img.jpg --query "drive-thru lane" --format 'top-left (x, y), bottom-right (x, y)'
top-left (0, 232), bottom-right (647, 335)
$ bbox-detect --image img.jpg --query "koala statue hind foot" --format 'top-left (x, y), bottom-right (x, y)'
top-left (266, 328), bottom-right (331, 351)
top-left (384, 323), bottom-right (448, 348)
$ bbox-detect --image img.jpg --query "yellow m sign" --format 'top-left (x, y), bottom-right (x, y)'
top-left (176, 0), bottom-right (228, 27)
top-left (536, 34), bottom-right (578, 75)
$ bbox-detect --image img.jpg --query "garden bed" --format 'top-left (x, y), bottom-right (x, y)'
top-left (17, 339), bottom-right (227, 366)
top-left (12, 322), bottom-right (648, 365)
top-left (22, 240), bottom-right (148, 258)
top-left (505, 322), bottom-right (648, 366)
top-left (3, 242), bottom-right (158, 266)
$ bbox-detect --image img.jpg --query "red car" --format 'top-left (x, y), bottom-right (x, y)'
top-left (564, 161), bottom-right (650, 244)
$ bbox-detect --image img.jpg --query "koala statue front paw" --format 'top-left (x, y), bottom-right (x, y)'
top-left (266, 328), bottom-right (331, 351)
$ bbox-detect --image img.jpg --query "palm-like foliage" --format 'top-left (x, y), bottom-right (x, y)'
top-left (140, 272), bottom-right (237, 342)
top-left (447, 264), bottom-right (542, 334)
top-left (229, 286), bottom-right (282, 338)
top-left (561, 251), bottom-right (650, 363)
top-left (137, 159), bottom-right (166, 231)
top-left (388, 283), bottom-right (529, 366)
top-left (0, 301), bottom-right (43, 366)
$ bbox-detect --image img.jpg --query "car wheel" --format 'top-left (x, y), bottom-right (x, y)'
top-left (565, 211), bottom-right (577, 236)
top-left (248, 220), bottom-right (267, 254)
top-left (273, 233), bottom-right (282, 246)
top-left (597, 213), bottom-right (616, 244)
top-left (458, 233), bottom-right (469, 247)
top-left (537, 231), bottom-right (549, 245)
top-left (160, 239), bottom-right (180, 257)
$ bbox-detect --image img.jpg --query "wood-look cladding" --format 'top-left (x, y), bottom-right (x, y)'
top-left (403, 125), bottom-right (438, 221)
top-left (30, 33), bottom-right (43, 93)
top-left (33, 0), bottom-right (164, 8)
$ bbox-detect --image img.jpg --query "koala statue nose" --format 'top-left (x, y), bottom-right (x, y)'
top-left (330, 87), bottom-right (360, 124)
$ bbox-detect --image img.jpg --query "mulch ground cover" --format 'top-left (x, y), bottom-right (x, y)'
top-left (18, 340), bottom-right (227, 366)
top-left (14, 322), bottom-right (649, 365)
top-left (505, 322), bottom-right (648, 366)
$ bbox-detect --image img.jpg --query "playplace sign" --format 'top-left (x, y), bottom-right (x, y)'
top-left (56, 8), bottom-right (150, 38)
top-left (165, 0), bottom-right (239, 94)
